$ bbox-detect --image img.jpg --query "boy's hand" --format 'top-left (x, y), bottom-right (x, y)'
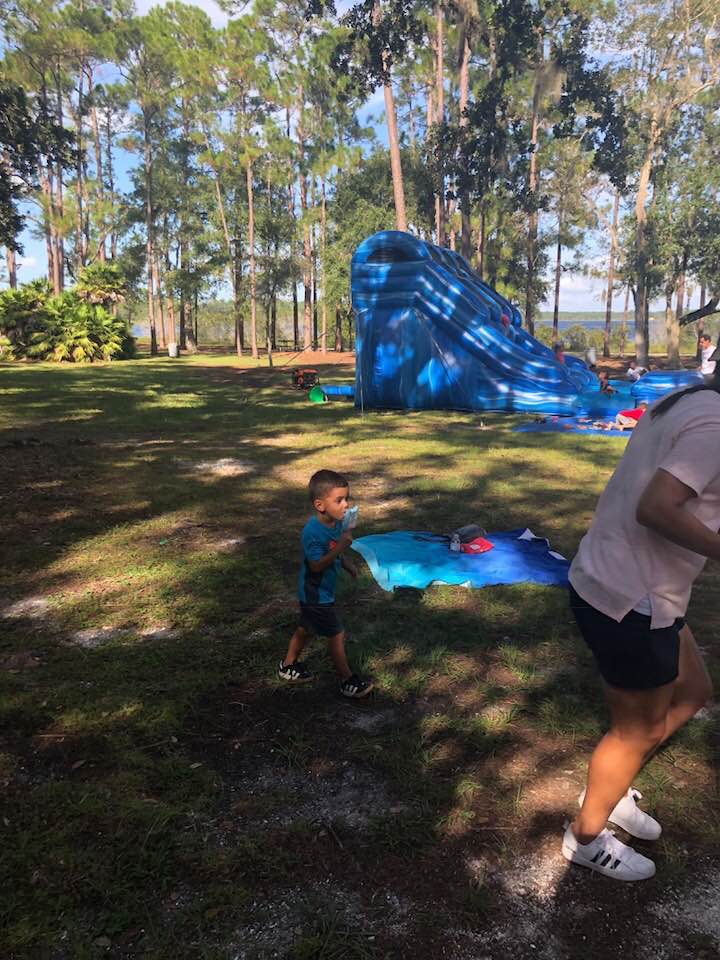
top-left (338, 531), bottom-right (353, 551)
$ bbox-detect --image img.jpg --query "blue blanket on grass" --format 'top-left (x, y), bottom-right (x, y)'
top-left (514, 418), bottom-right (630, 437)
top-left (353, 528), bottom-right (569, 592)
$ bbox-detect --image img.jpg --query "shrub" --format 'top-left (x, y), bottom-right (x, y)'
top-left (0, 282), bottom-right (134, 362)
top-left (0, 282), bottom-right (51, 359)
top-left (75, 262), bottom-right (127, 307)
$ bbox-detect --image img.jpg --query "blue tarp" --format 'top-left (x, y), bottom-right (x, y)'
top-left (515, 418), bottom-right (631, 437)
top-left (352, 528), bottom-right (570, 592)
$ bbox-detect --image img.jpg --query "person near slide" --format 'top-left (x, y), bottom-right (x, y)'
top-left (564, 369), bottom-right (719, 881)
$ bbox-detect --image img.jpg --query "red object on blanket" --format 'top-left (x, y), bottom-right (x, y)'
top-left (460, 537), bottom-right (494, 555)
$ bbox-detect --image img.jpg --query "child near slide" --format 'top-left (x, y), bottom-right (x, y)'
top-left (615, 402), bottom-right (648, 430)
top-left (278, 469), bottom-right (373, 699)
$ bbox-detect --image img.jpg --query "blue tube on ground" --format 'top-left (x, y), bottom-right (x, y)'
top-left (322, 384), bottom-right (355, 398)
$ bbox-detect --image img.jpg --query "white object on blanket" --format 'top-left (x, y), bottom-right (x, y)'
top-left (517, 527), bottom-right (567, 561)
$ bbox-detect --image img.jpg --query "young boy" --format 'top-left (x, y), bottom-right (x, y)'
top-left (597, 370), bottom-right (615, 394)
top-left (278, 469), bottom-right (374, 699)
top-left (614, 401), bottom-right (648, 430)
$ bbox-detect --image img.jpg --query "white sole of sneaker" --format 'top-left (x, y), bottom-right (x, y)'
top-left (561, 841), bottom-right (656, 881)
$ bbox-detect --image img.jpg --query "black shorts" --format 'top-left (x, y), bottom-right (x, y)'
top-left (299, 603), bottom-right (343, 638)
top-left (569, 585), bottom-right (684, 690)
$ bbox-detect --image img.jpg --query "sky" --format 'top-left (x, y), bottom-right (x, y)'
top-left (6, 0), bottom-right (683, 315)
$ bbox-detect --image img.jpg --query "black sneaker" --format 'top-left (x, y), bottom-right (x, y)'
top-left (278, 660), bottom-right (313, 683)
top-left (339, 674), bottom-right (374, 698)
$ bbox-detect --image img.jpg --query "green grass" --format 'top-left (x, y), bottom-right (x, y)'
top-left (1, 353), bottom-right (719, 959)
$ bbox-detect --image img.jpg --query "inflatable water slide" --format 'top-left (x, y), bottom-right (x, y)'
top-left (352, 231), bottom-right (692, 417)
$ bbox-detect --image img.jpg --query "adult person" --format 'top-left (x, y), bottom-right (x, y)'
top-left (563, 368), bottom-right (717, 881)
top-left (698, 333), bottom-right (716, 376)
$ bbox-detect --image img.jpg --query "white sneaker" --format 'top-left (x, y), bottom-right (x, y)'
top-left (578, 787), bottom-right (662, 841)
top-left (561, 825), bottom-right (656, 881)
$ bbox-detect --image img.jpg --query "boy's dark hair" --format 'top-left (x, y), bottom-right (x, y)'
top-left (309, 469), bottom-right (349, 502)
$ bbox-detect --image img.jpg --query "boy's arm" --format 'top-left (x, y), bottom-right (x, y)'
top-left (307, 531), bottom-right (353, 573)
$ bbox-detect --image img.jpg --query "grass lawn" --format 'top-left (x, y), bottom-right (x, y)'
top-left (1, 353), bottom-right (718, 960)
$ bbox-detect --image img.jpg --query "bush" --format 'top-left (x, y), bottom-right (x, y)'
top-left (0, 282), bottom-right (134, 362)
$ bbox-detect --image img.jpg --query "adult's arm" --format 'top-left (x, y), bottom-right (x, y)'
top-left (636, 468), bottom-right (720, 562)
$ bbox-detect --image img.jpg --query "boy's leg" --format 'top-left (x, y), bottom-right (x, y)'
top-left (283, 625), bottom-right (311, 666)
top-left (327, 631), bottom-right (352, 681)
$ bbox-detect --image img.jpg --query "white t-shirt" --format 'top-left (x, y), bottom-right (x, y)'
top-left (700, 345), bottom-right (716, 376)
top-left (627, 365), bottom-right (647, 381)
top-left (570, 389), bottom-right (720, 628)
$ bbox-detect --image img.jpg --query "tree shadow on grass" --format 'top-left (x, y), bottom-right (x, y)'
top-left (1, 359), bottom-right (718, 958)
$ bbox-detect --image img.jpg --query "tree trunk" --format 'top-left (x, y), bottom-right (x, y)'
top-left (5, 247), bottom-right (17, 288)
top-left (105, 110), bottom-right (117, 260)
top-left (75, 63), bottom-right (86, 273)
top-left (604, 189), bottom-right (620, 358)
top-left (311, 183), bottom-right (318, 347)
top-left (476, 205), bottom-right (486, 279)
top-left (246, 158), bottom-right (259, 359)
top-left (675, 250), bottom-right (687, 330)
top-left (153, 254), bottom-right (167, 349)
top-left (300, 176), bottom-right (312, 349)
top-left (552, 224), bottom-right (562, 340)
top-left (458, 27), bottom-right (471, 260)
top-left (286, 107), bottom-right (299, 351)
top-left (665, 284), bottom-right (680, 367)
top-left (143, 114), bottom-right (158, 355)
top-left (620, 284), bottom-right (629, 358)
top-left (87, 66), bottom-right (106, 264)
top-left (166, 285), bottom-right (176, 347)
top-left (633, 124), bottom-right (659, 367)
top-left (54, 75), bottom-right (65, 290)
top-left (383, 71), bottom-right (407, 232)
top-left (40, 166), bottom-right (60, 294)
top-left (321, 177), bottom-right (328, 353)
top-left (335, 305), bottom-right (344, 352)
top-left (697, 283), bottom-right (706, 360)
top-left (374, 0), bottom-right (406, 231)
top-left (524, 56), bottom-right (541, 336)
top-left (434, 3), bottom-right (445, 246)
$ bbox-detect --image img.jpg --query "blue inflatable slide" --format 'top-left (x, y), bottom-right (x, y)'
top-left (351, 231), bottom-right (701, 416)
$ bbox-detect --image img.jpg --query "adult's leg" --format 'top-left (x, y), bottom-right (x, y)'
top-left (659, 624), bottom-right (713, 745)
top-left (327, 631), bottom-right (352, 681)
top-left (283, 625), bottom-right (311, 665)
top-left (572, 681), bottom-right (675, 844)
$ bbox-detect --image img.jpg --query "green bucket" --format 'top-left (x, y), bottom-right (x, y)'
top-left (308, 385), bottom-right (328, 404)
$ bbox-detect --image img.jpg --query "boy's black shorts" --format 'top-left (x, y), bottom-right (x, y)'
top-left (299, 602), bottom-right (343, 638)
top-left (569, 585), bottom-right (683, 690)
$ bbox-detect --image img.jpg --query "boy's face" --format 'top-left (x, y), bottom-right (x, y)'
top-left (314, 485), bottom-right (350, 523)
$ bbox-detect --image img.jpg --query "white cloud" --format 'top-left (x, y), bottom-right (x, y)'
top-left (16, 255), bottom-right (37, 270)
